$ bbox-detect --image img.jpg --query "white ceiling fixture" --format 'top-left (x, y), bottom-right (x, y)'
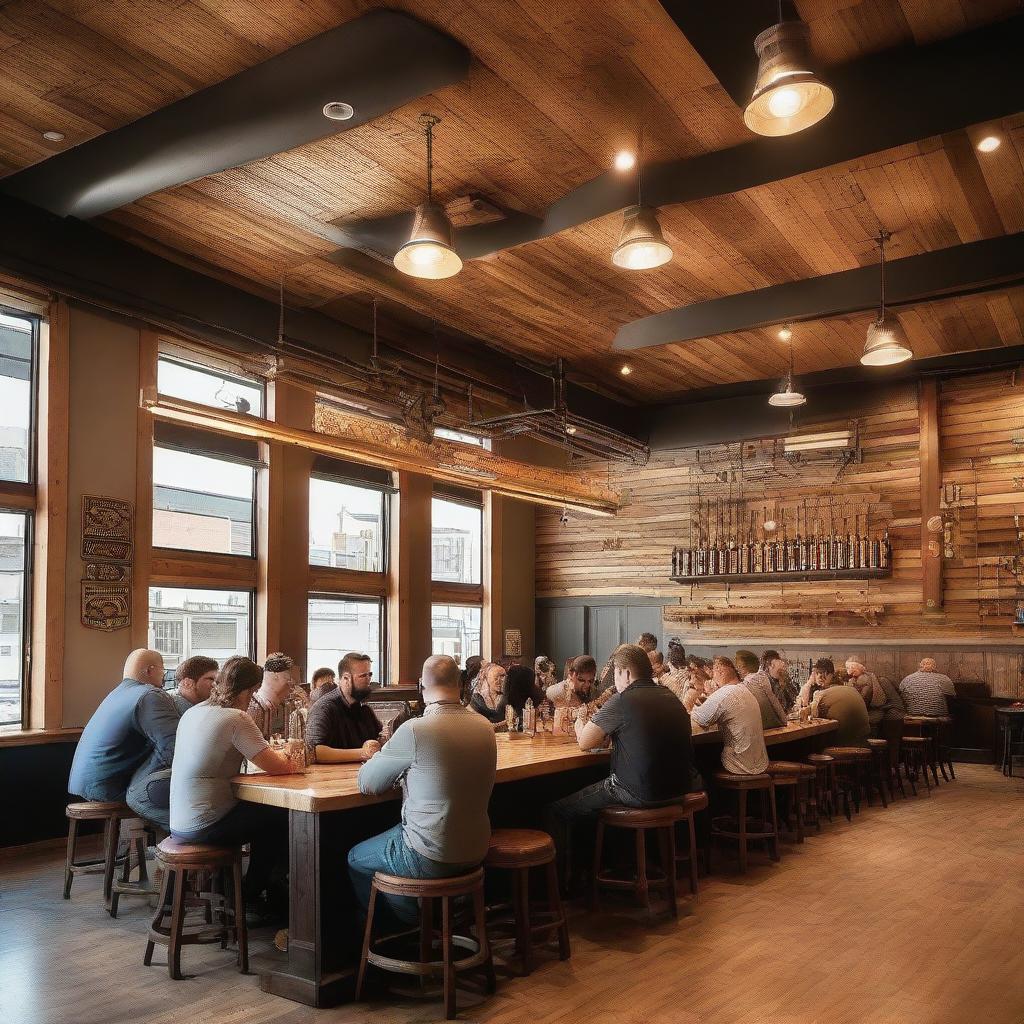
top-left (861, 230), bottom-right (913, 366)
top-left (322, 101), bottom-right (355, 121)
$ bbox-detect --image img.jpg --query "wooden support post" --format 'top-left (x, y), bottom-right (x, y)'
top-left (919, 377), bottom-right (943, 615)
top-left (389, 472), bottom-right (432, 684)
top-left (131, 328), bottom-right (157, 649)
top-left (482, 492), bottom-right (502, 661)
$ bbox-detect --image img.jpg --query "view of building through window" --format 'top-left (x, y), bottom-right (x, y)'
top-left (431, 495), bottom-right (482, 584)
top-left (148, 587), bottom-right (252, 684)
top-left (307, 596), bottom-right (383, 685)
top-left (0, 511), bottom-right (28, 727)
top-left (309, 478), bottom-right (385, 571)
top-left (152, 446), bottom-right (255, 556)
top-left (431, 604), bottom-right (481, 667)
top-left (157, 355), bottom-right (264, 416)
top-left (0, 313), bottom-right (34, 484)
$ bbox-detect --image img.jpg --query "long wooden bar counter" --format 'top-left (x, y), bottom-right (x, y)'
top-left (230, 717), bottom-right (836, 1006)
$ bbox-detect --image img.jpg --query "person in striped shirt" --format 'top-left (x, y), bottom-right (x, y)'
top-left (898, 659), bottom-right (955, 717)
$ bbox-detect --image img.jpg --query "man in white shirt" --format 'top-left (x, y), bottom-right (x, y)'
top-left (692, 656), bottom-right (768, 775)
top-left (899, 658), bottom-right (955, 717)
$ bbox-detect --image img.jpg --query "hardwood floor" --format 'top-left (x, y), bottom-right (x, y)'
top-left (2, 764), bottom-right (1022, 1024)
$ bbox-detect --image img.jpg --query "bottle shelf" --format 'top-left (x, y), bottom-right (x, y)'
top-left (670, 568), bottom-right (892, 585)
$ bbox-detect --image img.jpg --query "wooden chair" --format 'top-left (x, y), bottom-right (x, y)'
top-left (63, 801), bottom-right (130, 908)
top-left (710, 772), bottom-right (779, 873)
top-left (674, 791), bottom-right (708, 900)
top-left (484, 828), bottom-right (568, 976)
top-left (109, 817), bottom-right (160, 918)
top-left (356, 867), bottom-right (494, 1021)
top-left (144, 838), bottom-right (247, 980)
top-left (592, 804), bottom-right (685, 917)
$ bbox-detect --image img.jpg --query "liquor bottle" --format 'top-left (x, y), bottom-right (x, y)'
top-left (870, 534), bottom-right (881, 569)
top-left (681, 548), bottom-right (692, 576)
top-left (837, 530), bottom-right (848, 570)
top-left (739, 538), bottom-right (751, 574)
top-left (790, 533), bottom-right (800, 572)
top-left (858, 530), bottom-right (870, 570)
top-left (817, 531), bottom-right (828, 571)
top-left (729, 541), bottom-right (739, 574)
top-left (846, 528), bottom-right (856, 570)
top-left (672, 546), bottom-right (678, 576)
top-left (880, 529), bottom-right (891, 569)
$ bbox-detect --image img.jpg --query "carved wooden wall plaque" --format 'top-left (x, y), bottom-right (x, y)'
top-left (81, 494), bottom-right (134, 562)
top-left (81, 583), bottom-right (131, 632)
top-left (80, 495), bottom-right (135, 630)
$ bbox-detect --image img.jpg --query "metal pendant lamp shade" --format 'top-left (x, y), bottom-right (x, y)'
top-left (744, 20), bottom-right (834, 137)
top-left (861, 230), bottom-right (913, 366)
top-left (768, 377), bottom-right (807, 407)
top-left (393, 201), bottom-right (463, 279)
top-left (612, 205), bottom-right (673, 270)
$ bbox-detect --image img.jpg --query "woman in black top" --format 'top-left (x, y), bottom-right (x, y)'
top-left (505, 665), bottom-right (545, 715)
top-left (469, 662), bottom-right (507, 723)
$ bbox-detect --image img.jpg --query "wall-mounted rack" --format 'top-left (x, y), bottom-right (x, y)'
top-left (670, 568), bottom-right (892, 585)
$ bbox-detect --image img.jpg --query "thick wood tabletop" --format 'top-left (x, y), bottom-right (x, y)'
top-left (232, 718), bottom-right (837, 814)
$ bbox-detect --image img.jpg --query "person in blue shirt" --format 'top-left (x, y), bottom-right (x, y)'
top-left (69, 648), bottom-right (180, 829)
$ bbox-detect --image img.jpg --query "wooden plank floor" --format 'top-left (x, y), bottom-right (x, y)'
top-left (2, 764), bottom-right (1023, 1024)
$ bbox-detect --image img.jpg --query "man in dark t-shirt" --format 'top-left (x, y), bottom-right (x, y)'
top-left (304, 652), bottom-right (382, 763)
top-left (544, 644), bottom-right (697, 889)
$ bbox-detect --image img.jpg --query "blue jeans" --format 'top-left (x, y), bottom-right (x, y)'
top-left (347, 824), bottom-right (477, 927)
top-left (126, 751), bottom-right (171, 830)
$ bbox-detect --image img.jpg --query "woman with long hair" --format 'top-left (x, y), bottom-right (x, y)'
top-left (469, 661), bottom-right (508, 723)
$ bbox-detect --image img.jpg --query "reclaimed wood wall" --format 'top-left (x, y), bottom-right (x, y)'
top-left (536, 369), bottom-right (1024, 696)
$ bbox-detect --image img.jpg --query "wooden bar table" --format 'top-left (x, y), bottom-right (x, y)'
top-left (232, 718), bottom-right (835, 1006)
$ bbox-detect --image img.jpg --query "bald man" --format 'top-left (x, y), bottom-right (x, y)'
top-left (899, 658), bottom-right (955, 717)
top-left (348, 655), bottom-right (497, 925)
top-left (69, 649), bottom-right (181, 829)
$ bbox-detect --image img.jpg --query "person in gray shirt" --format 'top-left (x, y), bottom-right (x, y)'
top-left (899, 658), bottom-right (955, 717)
top-left (348, 655), bottom-right (497, 924)
top-left (736, 650), bottom-right (786, 729)
top-left (171, 655), bottom-right (218, 716)
top-left (69, 648), bottom-right (180, 830)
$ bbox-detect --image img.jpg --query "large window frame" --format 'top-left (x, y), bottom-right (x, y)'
top-left (0, 509), bottom-right (33, 729)
top-left (307, 592), bottom-right (387, 687)
top-left (156, 352), bottom-right (266, 417)
top-left (308, 473), bottom-right (390, 574)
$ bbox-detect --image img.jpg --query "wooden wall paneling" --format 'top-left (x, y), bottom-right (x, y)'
top-left (920, 377), bottom-right (944, 612)
top-left (130, 327), bottom-right (157, 649)
top-left (28, 299), bottom-right (68, 730)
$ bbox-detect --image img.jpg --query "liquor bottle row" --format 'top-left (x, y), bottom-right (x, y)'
top-left (671, 529), bottom-right (891, 577)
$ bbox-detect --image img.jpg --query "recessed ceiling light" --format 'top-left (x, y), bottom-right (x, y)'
top-left (977, 135), bottom-right (1001, 153)
top-left (778, 324), bottom-right (793, 342)
top-left (565, 425), bottom-right (577, 435)
top-left (323, 101), bottom-right (355, 121)
top-left (42, 130), bottom-right (65, 142)
top-left (620, 364), bottom-right (632, 376)
top-left (613, 150), bottom-right (636, 172)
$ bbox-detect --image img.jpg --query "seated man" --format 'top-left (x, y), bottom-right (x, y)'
top-left (761, 650), bottom-right (798, 712)
top-left (649, 650), bottom-right (667, 679)
top-left (798, 658), bottom-right (834, 708)
top-left (846, 659), bottom-right (886, 728)
top-left (247, 652), bottom-right (309, 742)
top-left (736, 649), bottom-right (786, 729)
top-left (692, 656), bottom-right (768, 776)
top-left (304, 652), bottom-right (382, 763)
top-left (899, 658), bottom-right (955, 717)
top-left (813, 660), bottom-right (870, 747)
top-left (545, 644), bottom-right (696, 888)
top-left (546, 655), bottom-right (597, 708)
top-left (69, 648), bottom-right (179, 830)
top-left (308, 666), bottom-right (337, 704)
top-left (172, 655), bottom-right (218, 716)
top-left (348, 655), bottom-right (496, 924)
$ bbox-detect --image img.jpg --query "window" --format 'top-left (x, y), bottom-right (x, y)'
top-left (307, 595), bottom-right (384, 685)
top-left (432, 495), bottom-right (482, 584)
top-left (0, 511), bottom-right (29, 728)
top-left (0, 312), bottom-right (36, 484)
top-left (431, 604), bottom-right (481, 664)
top-left (148, 587), bottom-right (252, 677)
top-left (433, 427), bottom-right (491, 450)
top-left (157, 355), bottom-right (264, 416)
top-left (309, 477), bottom-right (386, 571)
top-left (153, 446), bottom-right (256, 556)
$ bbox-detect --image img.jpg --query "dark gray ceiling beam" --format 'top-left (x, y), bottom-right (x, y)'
top-left (0, 10), bottom-right (469, 220)
top-left (337, 15), bottom-right (1024, 261)
top-left (613, 232), bottom-right (1024, 351)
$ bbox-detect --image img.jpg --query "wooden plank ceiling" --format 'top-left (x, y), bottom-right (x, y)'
top-left (1, 0), bottom-right (1022, 402)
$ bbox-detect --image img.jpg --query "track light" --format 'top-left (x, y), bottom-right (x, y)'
top-left (861, 231), bottom-right (913, 367)
top-left (394, 114), bottom-right (463, 280)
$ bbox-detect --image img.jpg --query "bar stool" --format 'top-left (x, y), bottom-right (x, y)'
top-left (822, 747), bottom-right (872, 813)
top-left (766, 762), bottom-right (812, 843)
top-left (63, 800), bottom-right (130, 907)
top-left (935, 716), bottom-right (956, 781)
top-left (805, 753), bottom-right (836, 824)
top-left (109, 817), bottom-right (159, 918)
top-left (144, 838), bottom-right (247, 980)
top-left (356, 867), bottom-right (494, 1021)
top-left (900, 735), bottom-right (931, 795)
top-left (903, 717), bottom-right (941, 787)
top-left (710, 772), bottom-right (779, 873)
top-left (484, 829), bottom-right (569, 976)
top-left (866, 738), bottom-right (896, 804)
top-left (593, 804), bottom-right (684, 916)
top-left (996, 707), bottom-right (1024, 778)
top-left (674, 791), bottom-right (708, 899)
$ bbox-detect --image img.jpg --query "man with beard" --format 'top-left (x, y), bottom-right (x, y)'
top-left (546, 655), bottom-right (597, 708)
top-left (304, 651), bottom-right (383, 763)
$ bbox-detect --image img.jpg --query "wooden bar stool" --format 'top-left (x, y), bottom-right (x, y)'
top-left (144, 838), bottom-right (247, 980)
top-left (710, 772), bottom-right (779, 873)
top-left (109, 817), bottom-right (159, 918)
top-left (484, 829), bottom-right (568, 976)
top-left (822, 747), bottom-right (872, 814)
top-left (903, 717), bottom-right (941, 787)
top-left (356, 867), bottom-right (494, 1021)
top-left (935, 716), bottom-right (956, 781)
top-left (900, 735), bottom-right (931, 795)
top-left (806, 753), bottom-right (837, 824)
top-left (865, 739), bottom-right (894, 806)
top-left (63, 801), bottom-right (130, 907)
top-left (767, 762), bottom-right (813, 843)
top-left (592, 804), bottom-right (684, 916)
top-left (674, 791), bottom-right (708, 899)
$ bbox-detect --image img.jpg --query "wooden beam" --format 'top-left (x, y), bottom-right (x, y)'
top-left (388, 472), bottom-right (432, 685)
top-left (131, 328), bottom-right (157, 648)
top-left (920, 378), bottom-right (943, 614)
top-left (482, 492), bottom-right (500, 662)
top-left (150, 549), bottom-right (257, 589)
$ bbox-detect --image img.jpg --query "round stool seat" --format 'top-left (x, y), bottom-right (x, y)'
top-left (807, 752), bottom-right (835, 764)
top-left (598, 804), bottom-right (685, 828)
top-left (680, 790), bottom-right (709, 813)
top-left (767, 760), bottom-right (809, 777)
top-left (155, 837), bottom-right (240, 867)
top-left (901, 735), bottom-right (928, 745)
top-left (66, 801), bottom-right (130, 820)
top-left (714, 771), bottom-right (772, 789)
top-left (866, 738), bottom-right (889, 749)
top-left (485, 829), bottom-right (555, 869)
top-left (823, 746), bottom-right (872, 762)
top-left (903, 715), bottom-right (935, 725)
top-left (373, 867), bottom-right (484, 899)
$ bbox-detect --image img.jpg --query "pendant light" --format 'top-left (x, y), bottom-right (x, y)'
top-left (744, 2), bottom-right (834, 137)
top-left (612, 133), bottom-right (672, 271)
top-left (394, 114), bottom-right (463, 280)
top-left (769, 336), bottom-right (806, 407)
top-left (861, 230), bottom-right (913, 367)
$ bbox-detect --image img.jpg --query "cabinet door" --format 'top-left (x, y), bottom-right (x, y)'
top-left (626, 605), bottom-right (663, 651)
top-left (537, 606), bottom-right (585, 673)
top-left (591, 605), bottom-right (624, 670)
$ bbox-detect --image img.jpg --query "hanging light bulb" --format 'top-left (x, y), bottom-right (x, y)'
top-left (612, 131), bottom-right (672, 271)
top-left (777, 324), bottom-right (793, 342)
top-left (769, 338), bottom-right (806, 407)
top-left (744, 5), bottom-right (834, 137)
top-left (394, 114), bottom-right (463, 280)
top-left (861, 230), bottom-right (913, 366)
